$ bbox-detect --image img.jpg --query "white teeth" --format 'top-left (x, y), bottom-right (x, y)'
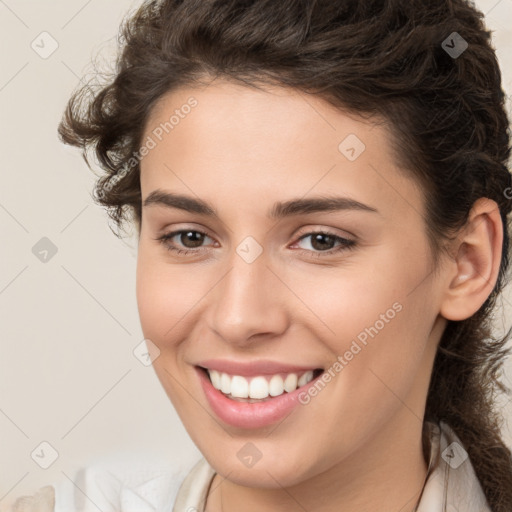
top-left (298, 370), bottom-right (314, 387)
top-left (249, 376), bottom-right (269, 399)
top-left (206, 369), bottom-right (318, 399)
top-left (231, 375), bottom-right (249, 398)
top-left (284, 373), bottom-right (298, 392)
top-left (269, 375), bottom-right (284, 397)
top-left (209, 370), bottom-right (221, 390)
top-left (220, 372), bottom-right (231, 394)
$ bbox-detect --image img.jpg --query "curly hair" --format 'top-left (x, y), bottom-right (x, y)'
top-left (58, 0), bottom-right (512, 509)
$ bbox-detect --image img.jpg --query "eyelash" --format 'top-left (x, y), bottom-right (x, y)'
top-left (155, 229), bottom-right (356, 258)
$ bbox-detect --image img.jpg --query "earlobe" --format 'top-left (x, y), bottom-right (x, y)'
top-left (440, 198), bottom-right (503, 321)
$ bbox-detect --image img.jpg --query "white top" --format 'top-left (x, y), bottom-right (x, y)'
top-left (8, 421), bottom-right (491, 512)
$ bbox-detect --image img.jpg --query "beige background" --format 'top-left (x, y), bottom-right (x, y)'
top-left (0, 0), bottom-right (511, 500)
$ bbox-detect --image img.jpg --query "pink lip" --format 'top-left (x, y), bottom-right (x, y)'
top-left (195, 366), bottom-right (324, 429)
top-left (196, 358), bottom-right (322, 377)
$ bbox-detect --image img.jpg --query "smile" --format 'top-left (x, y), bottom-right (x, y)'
top-left (195, 365), bottom-right (325, 429)
top-left (204, 368), bottom-right (323, 401)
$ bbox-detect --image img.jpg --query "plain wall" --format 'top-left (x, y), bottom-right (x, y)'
top-left (1, 0), bottom-right (512, 500)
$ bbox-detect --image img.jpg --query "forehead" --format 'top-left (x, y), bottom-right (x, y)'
top-left (145, 79), bottom-right (384, 156)
top-left (140, 79), bottom-right (425, 223)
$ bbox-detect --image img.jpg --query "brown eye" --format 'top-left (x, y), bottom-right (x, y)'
top-left (156, 229), bottom-right (215, 254)
top-left (295, 231), bottom-right (355, 255)
top-left (177, 230), bottom-right (206, 248)
top-left (309, 233), bottom-right (337, 251)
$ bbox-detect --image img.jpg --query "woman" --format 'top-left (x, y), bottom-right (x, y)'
top-left (9, 0), bottom-right (512, 510)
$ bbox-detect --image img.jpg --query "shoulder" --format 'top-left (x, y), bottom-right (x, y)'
top-left (419, 420), bottom-right (492, 512)
top-left (3, 455), bottom-right (198, 512)
top-left (0, 486), bottom-right (55, 512)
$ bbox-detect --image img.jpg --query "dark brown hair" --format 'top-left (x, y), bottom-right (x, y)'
top-left (58, 0), bottom-right (512, 509)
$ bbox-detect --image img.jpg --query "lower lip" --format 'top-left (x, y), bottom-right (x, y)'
top-left (196, 366), bottom-right (323, 429)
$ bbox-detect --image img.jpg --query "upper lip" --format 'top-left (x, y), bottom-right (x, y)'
top-left (196, 359), bottom-right (323, 377)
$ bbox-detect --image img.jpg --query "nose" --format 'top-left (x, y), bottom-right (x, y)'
top-left (207, 249), bottom-right (289, 347)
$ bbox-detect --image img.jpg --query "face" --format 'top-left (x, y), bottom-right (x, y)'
top-left (136, 79), bottom-right (447, 488)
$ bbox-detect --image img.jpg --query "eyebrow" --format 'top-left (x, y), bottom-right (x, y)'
top-left (143, 190), bottom-right (378, 219)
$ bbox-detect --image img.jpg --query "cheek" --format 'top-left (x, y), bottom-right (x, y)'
top-left (287, 248), bottom-right (433, 397)
top-left (285, 258), bottom-right (406, 345)
top-left (287, 273), bottom-right (431, 458)
top-left (135, 246), bottom-right (203, 344)
top-left (135, 247), bottom-right (206, 409)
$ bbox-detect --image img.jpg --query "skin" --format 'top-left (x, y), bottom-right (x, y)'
top-left (135, 79), bottom-right (502, 512)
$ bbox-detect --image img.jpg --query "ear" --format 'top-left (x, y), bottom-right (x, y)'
top-left (440, 198), bottom-right (503, 321)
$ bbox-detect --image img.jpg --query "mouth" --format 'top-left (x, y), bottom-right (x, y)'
top-left (197, 366), bottom-right (324, 403)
